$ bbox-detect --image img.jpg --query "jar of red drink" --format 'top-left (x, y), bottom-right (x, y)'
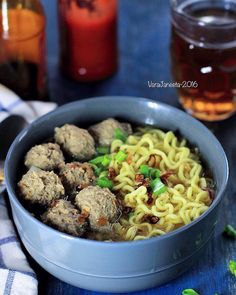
top-left (58, 0), bottom-right (118, 82)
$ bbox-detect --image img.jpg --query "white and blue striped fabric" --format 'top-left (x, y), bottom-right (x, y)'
top-left (0, 84), bottom-right (57, 124)
top-left (0, 84), bottom-right (57, 295)
top-left (0, 197), bottom-right (38, 295)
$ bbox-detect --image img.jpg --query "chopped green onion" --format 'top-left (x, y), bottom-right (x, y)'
top-left (229, 260), bottom-right (236, 276)
top-left (149, 168), bottom-right (161, 179)
top-left (94, 166), bottom-right (103, 177)
top-left (224, 225), bottom-right (236, 238)
top-left (90, 155), bottom-right (111, 167)
top-left (89, 155), bottom-right (105, 165)
top-left (99, 171), bottom-right (108, 178)
top-left (151, 178), bottom-right (167, 196)
top-left (139, 165), bottom-right (161, 179)
top-left (182, 289), bottom-right (199, 295)
top-left (115, 150), bottom-right (127, 163)
top-left (96, 177), bottom-right (113, 190)
top-left (102, 155), bottom-right (111, 166)
top-left (96, 146), bottom-right (110, 155)
top-left (139, 165), bottom-right (150, 177)
top-left (90, 164), bottom-right (103, 176)
top-left (114, 128), bottom-right (127, 142)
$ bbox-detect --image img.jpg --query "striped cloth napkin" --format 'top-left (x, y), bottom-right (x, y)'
top-left (0, 84), bottom-right (57, 295)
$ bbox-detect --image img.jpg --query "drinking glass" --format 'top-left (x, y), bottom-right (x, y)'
top-left (170, 0), bottom-right (236, 121)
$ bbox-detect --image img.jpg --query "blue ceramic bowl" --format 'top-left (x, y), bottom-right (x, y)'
top-left (5, 96), bottom-right (228, 293)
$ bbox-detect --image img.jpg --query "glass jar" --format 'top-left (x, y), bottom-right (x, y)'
top-left (0, 0), bottom-right (48, 100)
top-left (58, 0), bottom-right (118, 82)
top-left (170, 0), bottom-right (236, 121)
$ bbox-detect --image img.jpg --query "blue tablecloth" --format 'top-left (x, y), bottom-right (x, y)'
top-left (34, 1), bottom-right (236, 294)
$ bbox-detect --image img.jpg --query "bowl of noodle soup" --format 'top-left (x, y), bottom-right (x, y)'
top-left (5, 96), bottom-right (228, 293)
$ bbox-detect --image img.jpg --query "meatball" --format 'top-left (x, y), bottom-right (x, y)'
top-left (89, 118), bottom-right (132, 146)
top-left (54, 124), bottom-right (96, 161)
top-left (18, 170), bottom-right (65, 206)
top-left (121, 122), bottom-right (132, 136)
top-left (41, 199), bottom-right (88, 237)
top-left (59, 162), bottom-right (95, 191)
top-left (24, 143), bottom-right (64, 170)
top-left (75, 186), bottom-right (121, 233)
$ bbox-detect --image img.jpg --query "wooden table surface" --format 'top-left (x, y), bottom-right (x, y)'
top-left (34, 1), bottom-right (236, 294)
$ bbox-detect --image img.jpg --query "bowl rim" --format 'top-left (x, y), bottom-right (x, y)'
top-left (5, 96), bottom-right (229, 248)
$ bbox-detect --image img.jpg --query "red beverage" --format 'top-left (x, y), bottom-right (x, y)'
top-left (58, 0), bottom-right (117, 82)
top-left (171, 0), bottom-right (236, 121)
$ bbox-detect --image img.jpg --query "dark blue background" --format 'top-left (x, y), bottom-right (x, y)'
top-left (35, 1), bottom-right (236, 294)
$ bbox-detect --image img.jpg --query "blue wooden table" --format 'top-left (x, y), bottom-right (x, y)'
top-left (36, 1), bottom-right (236, 294)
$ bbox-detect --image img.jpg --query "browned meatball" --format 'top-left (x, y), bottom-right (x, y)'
top-left (89, 118), bottom-right (132, 147)
top-left (59, 162), bottom-right (95, 191)
top-left (41, 199), bottom-right (88, 237)
top-left (24, 143), bottom-right (64, 170)
top-left (54, 124), bottom-right (96, 161)
top-left (18, 170), bottom-right (65, 206)
top-left (75, 186), bottom-right (121, 233)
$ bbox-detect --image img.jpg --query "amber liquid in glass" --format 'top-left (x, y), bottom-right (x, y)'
top-left (171, 2), bottom-right (236, 121)
top-left (0, 8), bottom-right (47, 100)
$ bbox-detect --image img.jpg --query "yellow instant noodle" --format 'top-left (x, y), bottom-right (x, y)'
top-left (111, 127), bottom-right (212, 241)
